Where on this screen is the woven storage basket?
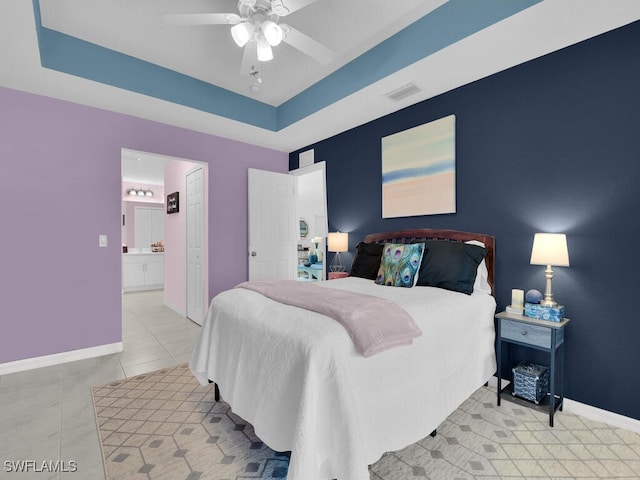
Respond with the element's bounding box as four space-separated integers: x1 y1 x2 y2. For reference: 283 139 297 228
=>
512 362 549 404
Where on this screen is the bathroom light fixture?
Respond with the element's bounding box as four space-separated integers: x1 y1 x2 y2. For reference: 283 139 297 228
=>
126 188 154 198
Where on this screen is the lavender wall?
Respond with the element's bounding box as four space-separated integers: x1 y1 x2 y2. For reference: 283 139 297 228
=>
0 86 287 364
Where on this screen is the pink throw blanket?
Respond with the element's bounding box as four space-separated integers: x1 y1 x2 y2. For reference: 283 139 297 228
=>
236 280 422 357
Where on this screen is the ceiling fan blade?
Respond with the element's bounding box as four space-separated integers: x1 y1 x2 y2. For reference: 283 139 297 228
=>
280 24 334 64
161 13 241 26
240 40 259 75
271 0 317 16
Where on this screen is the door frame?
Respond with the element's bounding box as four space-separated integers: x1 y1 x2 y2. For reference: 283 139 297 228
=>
289 161 328 281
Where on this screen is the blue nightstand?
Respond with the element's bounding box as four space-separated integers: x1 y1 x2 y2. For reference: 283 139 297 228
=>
496 311 570 427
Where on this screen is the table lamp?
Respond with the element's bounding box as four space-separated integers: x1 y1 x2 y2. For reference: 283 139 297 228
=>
530 233 570 307
328 232 348 272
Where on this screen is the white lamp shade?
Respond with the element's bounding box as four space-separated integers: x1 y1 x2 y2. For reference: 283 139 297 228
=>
312 236 323 244
328 232 348 252
262 21 283 46
257 37 273 61
530 233 570 266
231 22 254 47
137 190 145 197
128 189 137 196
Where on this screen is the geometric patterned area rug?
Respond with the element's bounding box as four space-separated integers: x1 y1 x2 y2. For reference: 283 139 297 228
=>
93 364 640 480
91 364 289 480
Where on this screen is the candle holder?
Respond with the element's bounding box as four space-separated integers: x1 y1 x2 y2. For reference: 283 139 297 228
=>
506 288 524 315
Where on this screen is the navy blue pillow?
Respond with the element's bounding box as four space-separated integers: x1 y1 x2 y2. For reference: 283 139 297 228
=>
350 242 384 280
416 240 488 294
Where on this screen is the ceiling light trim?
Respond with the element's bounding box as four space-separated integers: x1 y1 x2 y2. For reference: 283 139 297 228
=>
276 0 542 129
32 0 541 133
32 0 276 130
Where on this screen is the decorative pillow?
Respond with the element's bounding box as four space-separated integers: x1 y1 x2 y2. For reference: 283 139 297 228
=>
416 240 488 295
375 243 425 287
350 242 385 280
465 240 492 294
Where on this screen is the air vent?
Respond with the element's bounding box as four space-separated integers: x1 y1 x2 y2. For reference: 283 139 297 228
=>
385 83 421 102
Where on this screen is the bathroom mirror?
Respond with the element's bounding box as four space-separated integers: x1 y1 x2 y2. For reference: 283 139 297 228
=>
299 218 309 238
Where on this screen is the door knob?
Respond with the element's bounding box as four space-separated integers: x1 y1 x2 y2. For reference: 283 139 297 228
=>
251 251 257 257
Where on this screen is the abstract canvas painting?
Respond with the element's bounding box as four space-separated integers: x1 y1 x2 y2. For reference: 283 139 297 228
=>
382 115 456 218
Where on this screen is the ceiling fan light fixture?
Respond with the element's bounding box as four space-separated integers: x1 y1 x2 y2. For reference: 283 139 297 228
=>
271 0 289 16
257 37 273 61
262 21 283 46
231 22 254 47
239 0 257 6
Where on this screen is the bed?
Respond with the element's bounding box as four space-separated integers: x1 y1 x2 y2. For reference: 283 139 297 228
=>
190 229 497 480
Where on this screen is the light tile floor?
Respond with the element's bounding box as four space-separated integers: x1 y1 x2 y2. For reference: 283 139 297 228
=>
0 290 200 480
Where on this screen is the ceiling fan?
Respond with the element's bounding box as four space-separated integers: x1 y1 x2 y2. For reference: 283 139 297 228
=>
163 0 334 74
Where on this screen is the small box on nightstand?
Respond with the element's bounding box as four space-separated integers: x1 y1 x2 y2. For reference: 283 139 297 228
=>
328 272 348 280
524 303 565 322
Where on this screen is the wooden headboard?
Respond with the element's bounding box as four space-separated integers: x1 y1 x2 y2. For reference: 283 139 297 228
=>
363 228 495 294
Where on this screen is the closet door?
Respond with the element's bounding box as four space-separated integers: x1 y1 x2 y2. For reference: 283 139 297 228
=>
150 208 164 244
186 167 205 325
135 207 164 248
134 208 152 248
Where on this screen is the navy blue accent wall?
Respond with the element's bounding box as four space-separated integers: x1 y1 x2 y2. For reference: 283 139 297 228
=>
290 21 640 420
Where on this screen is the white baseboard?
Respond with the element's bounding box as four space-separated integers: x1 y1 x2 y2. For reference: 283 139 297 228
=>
563 398 640 434
490 376 640 434
0 342 123 376
164 300 186 317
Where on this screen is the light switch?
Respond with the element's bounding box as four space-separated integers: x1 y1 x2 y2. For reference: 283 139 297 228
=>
99 234 108 247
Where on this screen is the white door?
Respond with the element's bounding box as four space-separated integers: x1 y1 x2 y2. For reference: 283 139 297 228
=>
134 207 163 248
248 168 297 280
186 167 205 325
150 209 164 243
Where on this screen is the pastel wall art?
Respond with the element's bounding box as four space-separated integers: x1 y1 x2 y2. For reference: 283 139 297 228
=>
381 115 456 218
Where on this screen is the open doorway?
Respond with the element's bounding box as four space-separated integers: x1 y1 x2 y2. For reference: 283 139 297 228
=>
121 149 208 323
247 162 328 282
290 162 328 281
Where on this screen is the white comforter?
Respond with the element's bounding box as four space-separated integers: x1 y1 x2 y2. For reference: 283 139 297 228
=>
190 277 496 480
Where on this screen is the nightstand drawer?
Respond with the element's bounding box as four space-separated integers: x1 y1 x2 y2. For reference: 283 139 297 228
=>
501 319 551 348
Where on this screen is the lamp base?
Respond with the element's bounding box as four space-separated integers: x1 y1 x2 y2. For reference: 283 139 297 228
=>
540 299 558 308
329 252 345 272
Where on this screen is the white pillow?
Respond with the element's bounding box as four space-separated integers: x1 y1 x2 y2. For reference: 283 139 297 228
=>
465 240 492 294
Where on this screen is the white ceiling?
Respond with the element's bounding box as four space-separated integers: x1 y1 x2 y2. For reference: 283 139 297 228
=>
38 0 443 106
2 1 640 154
121 149 170 185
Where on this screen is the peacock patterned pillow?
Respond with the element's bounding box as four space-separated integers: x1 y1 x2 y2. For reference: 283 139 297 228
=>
375 242 425 287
